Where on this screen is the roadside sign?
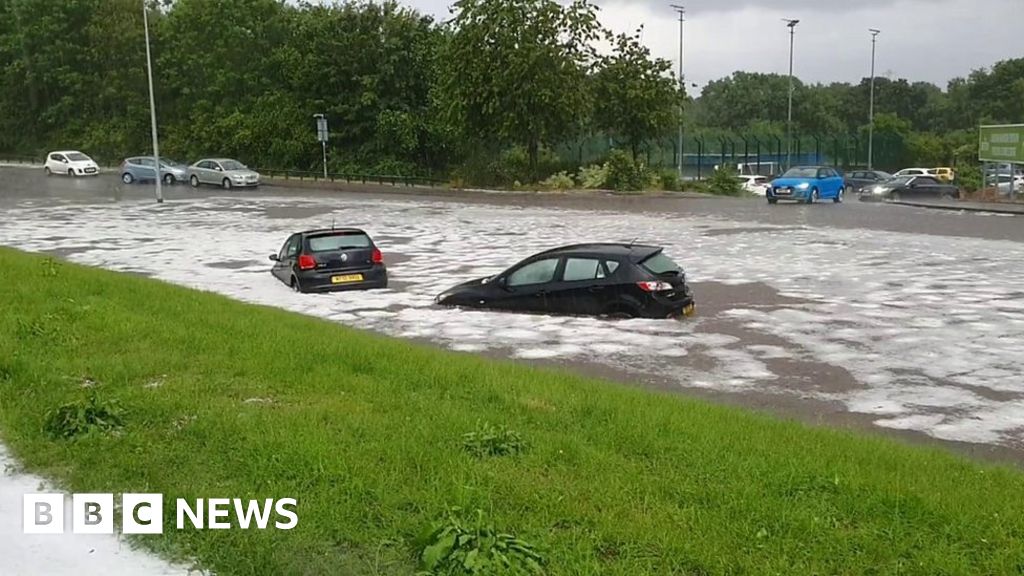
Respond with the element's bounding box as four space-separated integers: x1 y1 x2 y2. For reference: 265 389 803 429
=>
979 124 1024 163
315 115 329 143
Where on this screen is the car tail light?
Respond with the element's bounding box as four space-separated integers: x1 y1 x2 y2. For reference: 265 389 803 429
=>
637 281 673 292
372 248 383 264
298 254 316 270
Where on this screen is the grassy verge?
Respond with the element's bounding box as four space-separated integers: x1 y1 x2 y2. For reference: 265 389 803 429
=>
1 247 1023 575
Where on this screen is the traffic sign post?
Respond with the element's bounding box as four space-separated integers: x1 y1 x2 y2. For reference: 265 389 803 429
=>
979 124 1024 200
314 114 329 180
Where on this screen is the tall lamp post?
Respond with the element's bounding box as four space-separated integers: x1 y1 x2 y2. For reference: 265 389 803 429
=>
670 4 685 179
867 29 880 169
783 18 799 170
142 0 163 203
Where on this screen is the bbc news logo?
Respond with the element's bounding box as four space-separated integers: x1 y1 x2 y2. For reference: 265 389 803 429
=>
23 493 298 534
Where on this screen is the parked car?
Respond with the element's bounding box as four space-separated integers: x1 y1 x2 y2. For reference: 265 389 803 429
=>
892 167 934 178
766 166 846 204
985 174 1024 194
187 158 260 189
858 175 960 201
436 243 695 319
737 174 771 195
120 156 188 185
44 150 99 177
845 169 893 192
270 228 387 293
931 167 956 182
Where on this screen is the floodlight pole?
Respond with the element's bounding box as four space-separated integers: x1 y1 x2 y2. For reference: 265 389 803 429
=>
784 19 799 170
143 0 163 203
671 4 685 179
867 29 880 169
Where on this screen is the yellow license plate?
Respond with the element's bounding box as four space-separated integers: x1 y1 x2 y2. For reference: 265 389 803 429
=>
682 304 696 317
331 274 363 284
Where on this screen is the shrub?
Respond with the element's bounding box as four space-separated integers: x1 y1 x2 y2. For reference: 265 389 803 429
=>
539 171 575 191
604 150 645 192
578 164 607 189
706 165 744 196
418 507 545 575
659 170 680 192
955 165 982 192
44 392 125 440
462 423 526 458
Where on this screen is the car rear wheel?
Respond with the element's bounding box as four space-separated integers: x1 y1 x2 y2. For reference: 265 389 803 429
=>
603 304 636 320
189 175 200 188
834 187 844 203
290 276 303 293
122 172 134 184
163 173 175 185
222 178 232 189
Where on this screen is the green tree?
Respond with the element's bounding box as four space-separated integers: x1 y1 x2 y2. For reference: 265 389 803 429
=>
593 29 678 161
441 0 602 176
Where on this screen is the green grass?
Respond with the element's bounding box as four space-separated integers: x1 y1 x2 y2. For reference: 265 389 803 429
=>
2 247 1024 575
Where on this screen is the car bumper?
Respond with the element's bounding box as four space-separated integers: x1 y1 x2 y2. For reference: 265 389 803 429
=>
640 289 695 319
767 187 812 201
295 266 388 292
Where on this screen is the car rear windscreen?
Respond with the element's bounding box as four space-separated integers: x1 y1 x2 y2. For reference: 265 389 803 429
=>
640 252 681 275
308 233 371 252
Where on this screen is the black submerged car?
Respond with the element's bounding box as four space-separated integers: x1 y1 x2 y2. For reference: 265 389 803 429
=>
436 243 695 319
857 175 960 202
270 228 387 293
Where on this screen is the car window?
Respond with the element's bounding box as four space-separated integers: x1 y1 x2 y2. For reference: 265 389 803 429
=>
851 171 865 179
285 236 301 258
604 260 620 275
221 160 244 171
50 154 63 162
66 152 90 162
307 232 371 252
140 158 155 167
640 252 681 275
562 258 601 282
817 169 829 179
754 177 767 184
916 177 939 185
507 258 558 287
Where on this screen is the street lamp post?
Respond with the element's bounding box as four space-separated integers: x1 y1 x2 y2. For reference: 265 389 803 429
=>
867 29 880 170
670 5 685 179
142 0 163 203
783 19 799 170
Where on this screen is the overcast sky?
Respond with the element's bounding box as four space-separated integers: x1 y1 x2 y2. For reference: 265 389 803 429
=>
401 0 1022 93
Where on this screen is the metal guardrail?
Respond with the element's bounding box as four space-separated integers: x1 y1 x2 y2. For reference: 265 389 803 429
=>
255 167 445 188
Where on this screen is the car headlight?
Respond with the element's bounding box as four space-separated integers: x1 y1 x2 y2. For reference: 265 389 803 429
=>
797 182 810 189
872 186 886 194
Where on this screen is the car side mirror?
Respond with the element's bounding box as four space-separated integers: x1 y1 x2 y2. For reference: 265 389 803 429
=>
62 159 69 163
269 254 279 261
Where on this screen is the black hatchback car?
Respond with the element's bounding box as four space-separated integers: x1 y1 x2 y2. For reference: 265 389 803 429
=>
435 243 695 319
270 228 387 293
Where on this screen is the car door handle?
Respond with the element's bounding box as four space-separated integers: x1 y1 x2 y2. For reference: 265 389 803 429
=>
587 286 606 293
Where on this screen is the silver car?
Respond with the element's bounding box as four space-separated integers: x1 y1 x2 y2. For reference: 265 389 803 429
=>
187 158 260 189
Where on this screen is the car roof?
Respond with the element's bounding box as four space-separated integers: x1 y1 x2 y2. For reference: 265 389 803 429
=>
51 150 83 155
534 243 662 262
300 228 369 237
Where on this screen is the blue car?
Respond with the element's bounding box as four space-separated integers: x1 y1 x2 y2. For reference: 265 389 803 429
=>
766 166 846 204
119 156 189 185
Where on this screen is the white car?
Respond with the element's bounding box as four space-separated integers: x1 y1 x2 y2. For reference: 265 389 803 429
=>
737 174 771 195
45 150 99 177
892 167 934 178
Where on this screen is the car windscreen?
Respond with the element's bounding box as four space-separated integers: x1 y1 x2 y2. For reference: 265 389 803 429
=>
889 176 914 186
639 252 681 276
781 167 817 178
66 153 90 162
307 233 371 252
221 160 245 171
875 171 894 180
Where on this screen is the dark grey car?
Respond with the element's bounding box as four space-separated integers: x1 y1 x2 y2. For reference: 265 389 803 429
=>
858 175 960 202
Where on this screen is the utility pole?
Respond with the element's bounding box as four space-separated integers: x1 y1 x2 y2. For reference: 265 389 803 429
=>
142 0 163 203
671 5 685 179
783 18 799 170
867 29 880 169
314 114 328 179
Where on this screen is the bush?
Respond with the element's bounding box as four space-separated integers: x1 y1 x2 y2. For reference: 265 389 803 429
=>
956 165 982 192
604 150 646 191
658 170 680 192
418 507 545 575
539 171 575 191
706 165 744 196
578 164 607 189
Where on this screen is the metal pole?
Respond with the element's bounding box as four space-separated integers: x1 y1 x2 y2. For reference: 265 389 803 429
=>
321 141 327 180
142 1 163 203
784 19 798 170
671 5 685 179
868 29 880 169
